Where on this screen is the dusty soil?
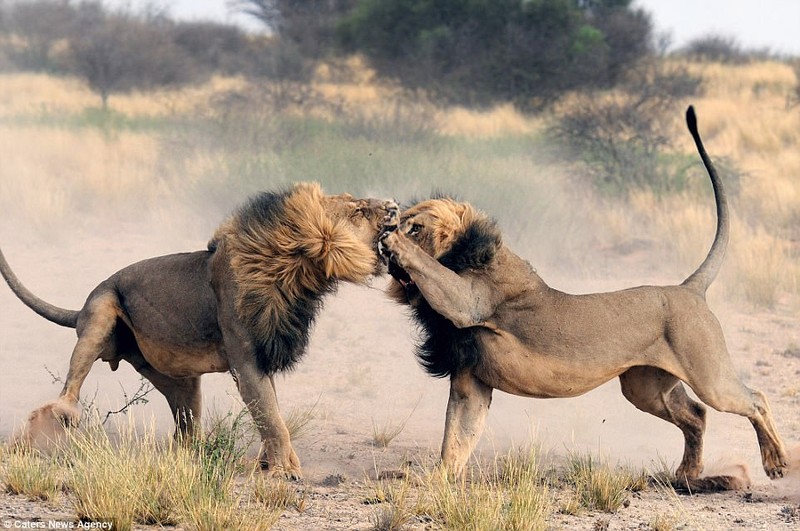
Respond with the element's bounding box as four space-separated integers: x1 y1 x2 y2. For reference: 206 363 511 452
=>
0 213 798 530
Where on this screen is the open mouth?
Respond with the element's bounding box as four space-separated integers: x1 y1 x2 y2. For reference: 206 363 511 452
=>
388 261 415 288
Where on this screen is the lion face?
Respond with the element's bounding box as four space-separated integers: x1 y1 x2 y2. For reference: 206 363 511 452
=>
322 193 398 274
387 198 501 303
392 198 475 258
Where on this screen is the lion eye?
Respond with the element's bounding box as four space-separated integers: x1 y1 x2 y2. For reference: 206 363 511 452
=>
407 223 422 237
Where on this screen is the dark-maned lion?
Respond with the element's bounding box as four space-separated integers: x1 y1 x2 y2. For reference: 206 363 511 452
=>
2 182 397 478
380 107 788 491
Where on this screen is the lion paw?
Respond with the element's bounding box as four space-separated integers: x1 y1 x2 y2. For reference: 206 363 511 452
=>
382 202 400 232
762 447 789 480
261 463 304 481
378 207 400 263
766 464 786 480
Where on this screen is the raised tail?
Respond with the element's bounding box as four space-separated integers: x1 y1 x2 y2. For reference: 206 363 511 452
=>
681 105 730 294
0 247 79 328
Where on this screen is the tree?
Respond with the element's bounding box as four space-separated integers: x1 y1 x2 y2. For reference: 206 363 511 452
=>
337 0 653 109
3 0 79 71
68 9 195 108
171 21 253 75
680 34 747 64
233 0 357 59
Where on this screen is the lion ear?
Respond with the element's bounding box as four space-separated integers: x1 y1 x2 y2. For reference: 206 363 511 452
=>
438 214 501 273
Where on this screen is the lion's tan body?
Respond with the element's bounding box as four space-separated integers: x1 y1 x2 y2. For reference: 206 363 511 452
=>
2 182 396 478
382 108 788 491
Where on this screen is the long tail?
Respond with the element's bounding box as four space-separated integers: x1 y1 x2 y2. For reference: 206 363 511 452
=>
0 247 79 328
681 105 730 294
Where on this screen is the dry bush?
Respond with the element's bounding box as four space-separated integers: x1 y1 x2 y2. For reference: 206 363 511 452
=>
551 59 701 196
679 34 748 64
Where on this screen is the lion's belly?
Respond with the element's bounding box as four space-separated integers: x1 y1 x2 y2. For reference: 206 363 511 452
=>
474 330 628 399
136 335 229 378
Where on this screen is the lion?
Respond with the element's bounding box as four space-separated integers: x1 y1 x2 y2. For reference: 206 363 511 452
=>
379 107 789 491
1 182 398 478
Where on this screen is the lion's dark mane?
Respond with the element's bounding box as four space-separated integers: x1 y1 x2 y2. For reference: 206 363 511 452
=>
410 216 501 378
241 276 332 375
228 189 338 375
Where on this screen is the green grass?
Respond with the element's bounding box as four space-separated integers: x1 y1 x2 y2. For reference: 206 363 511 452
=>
0 106 176 133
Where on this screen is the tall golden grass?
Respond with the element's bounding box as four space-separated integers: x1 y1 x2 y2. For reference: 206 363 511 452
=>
0 422 682 531
2 414 282 531
0 72 247 118
0 58 796 308
562 60 799 307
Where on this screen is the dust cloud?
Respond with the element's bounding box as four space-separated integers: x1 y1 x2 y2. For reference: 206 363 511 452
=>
0 167 797 491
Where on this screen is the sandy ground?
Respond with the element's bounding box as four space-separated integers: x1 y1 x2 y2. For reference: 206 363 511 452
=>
0 208 798 529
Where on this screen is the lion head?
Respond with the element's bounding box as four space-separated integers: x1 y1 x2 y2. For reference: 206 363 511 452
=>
212 182 397 373
387 197 502 305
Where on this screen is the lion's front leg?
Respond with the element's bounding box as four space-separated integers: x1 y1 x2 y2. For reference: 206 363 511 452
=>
382 230 494 329
234 368 302 479
440 371 493 478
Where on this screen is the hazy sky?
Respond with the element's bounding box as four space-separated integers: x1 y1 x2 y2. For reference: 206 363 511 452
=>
116 0 800 56
634 0 800 55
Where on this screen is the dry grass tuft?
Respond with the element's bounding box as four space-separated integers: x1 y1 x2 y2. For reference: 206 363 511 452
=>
372 419 408 449
60 411 273 531
66 419 177 530
560 452 644 514
285 397 320 441
367 476 414 531
252 472 306 513
371 397 421 449
1 445 62 501
412 447 552 531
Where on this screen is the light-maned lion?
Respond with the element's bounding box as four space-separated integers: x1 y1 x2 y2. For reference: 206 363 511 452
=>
2 182 397 478
380 107 788 491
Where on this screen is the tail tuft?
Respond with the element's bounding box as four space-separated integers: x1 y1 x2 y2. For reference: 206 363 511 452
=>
686 105 697 135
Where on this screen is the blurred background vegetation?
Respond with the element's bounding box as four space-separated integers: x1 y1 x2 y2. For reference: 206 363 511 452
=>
0 0 797 308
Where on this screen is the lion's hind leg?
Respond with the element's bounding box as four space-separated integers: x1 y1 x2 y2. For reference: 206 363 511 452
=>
689 373 788 483
16 291 120 452
668 307 788 482
126 354 202 438
619 366 748 492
